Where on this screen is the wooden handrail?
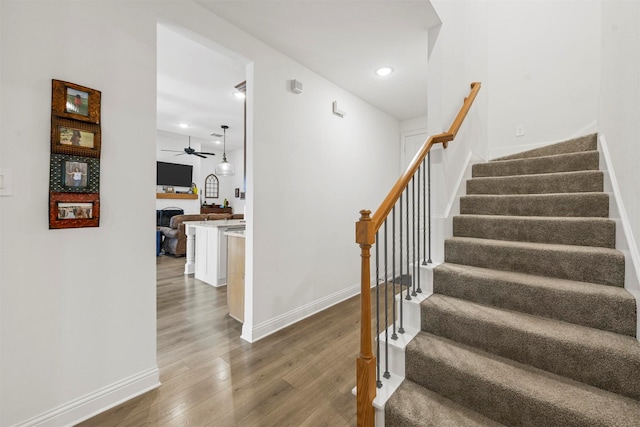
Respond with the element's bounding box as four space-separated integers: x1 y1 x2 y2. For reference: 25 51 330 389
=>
371 82 481 232
355 82 481 427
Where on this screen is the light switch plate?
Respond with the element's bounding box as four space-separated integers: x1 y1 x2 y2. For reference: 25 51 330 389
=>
0 168 13 196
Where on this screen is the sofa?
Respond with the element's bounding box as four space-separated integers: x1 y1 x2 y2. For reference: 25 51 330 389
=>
158 213 244 256
156 207 184 227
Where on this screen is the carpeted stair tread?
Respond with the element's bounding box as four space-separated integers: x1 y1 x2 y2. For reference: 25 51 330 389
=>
433 263 637 336
421 294 640 399
493 133 597 161
385 380 506 427
460 192 609 217
406 332 640 427
466 170 603 195
385 134 639 426
453 215 616 248
445 237 625 287
472 150 599 177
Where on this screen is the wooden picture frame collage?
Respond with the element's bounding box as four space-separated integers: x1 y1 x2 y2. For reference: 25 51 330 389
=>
49 79 102 229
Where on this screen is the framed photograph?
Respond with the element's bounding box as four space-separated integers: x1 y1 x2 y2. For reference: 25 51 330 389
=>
50 154 100 193
51 117 101 158
51 79 101 124
49 192 100 229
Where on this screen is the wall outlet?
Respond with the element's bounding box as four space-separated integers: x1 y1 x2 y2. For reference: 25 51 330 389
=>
516 125 525 137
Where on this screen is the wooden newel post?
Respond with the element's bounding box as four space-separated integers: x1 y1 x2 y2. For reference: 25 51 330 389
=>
355 209 376 427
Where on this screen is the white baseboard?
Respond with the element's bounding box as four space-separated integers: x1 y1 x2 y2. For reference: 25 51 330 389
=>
598 134 640 340
13 367 160 427
241 283 360 343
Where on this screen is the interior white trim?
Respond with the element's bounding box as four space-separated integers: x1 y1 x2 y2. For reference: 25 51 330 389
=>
442 150 485 220
598 134 640 340
12 367 160 427
488 141 548 161
242 282 360 343
487 122 598 160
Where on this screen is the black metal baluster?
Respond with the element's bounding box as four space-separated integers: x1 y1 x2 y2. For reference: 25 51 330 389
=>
422 158 427 266
412 176 417 296
405 186 411 301
416 166 422 294
375 231 382 388
383 220 390 379
398 195 405 334
391 207 398 340
427 152 432 264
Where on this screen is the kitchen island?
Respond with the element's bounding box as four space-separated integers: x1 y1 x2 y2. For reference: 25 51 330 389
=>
183 219 245 286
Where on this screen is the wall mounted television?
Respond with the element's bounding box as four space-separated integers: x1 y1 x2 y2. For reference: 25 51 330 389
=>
157 161 193 187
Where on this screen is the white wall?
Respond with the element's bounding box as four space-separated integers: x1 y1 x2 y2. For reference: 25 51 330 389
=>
485 1 601 159
426 0 603 197
414 0 490 262
599 0 640 253
220 148 246 215
0 2 159 426
156 2 401 342
0 1 400 424
422 1 606 262
429 1 601 162
248 56 399 340
599 1 640 326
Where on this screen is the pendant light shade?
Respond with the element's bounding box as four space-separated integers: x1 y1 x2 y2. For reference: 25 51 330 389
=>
215 125 235 176
215 159 235 176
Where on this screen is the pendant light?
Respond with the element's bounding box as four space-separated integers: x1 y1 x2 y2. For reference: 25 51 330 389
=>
215 125 235 176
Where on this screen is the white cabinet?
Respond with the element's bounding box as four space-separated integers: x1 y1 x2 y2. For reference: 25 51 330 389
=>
194 226 225 286
191 221 245 287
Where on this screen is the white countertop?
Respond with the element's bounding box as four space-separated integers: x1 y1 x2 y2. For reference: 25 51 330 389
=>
184 219 245 229
225 229 246 238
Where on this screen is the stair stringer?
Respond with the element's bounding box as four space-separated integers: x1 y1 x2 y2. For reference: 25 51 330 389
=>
353 263 438 427
431 150 485 264
599 134 640 341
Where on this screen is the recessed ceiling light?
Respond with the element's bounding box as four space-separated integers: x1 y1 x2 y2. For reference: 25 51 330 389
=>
234 91 246 99
375 67 394 77
215 140 222 145
177 123 189 129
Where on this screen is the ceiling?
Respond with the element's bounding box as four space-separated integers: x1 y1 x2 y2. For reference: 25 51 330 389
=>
157 25 246 152
157 1 440 151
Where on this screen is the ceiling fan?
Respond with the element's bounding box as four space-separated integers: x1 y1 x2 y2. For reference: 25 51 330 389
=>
162 136 216 159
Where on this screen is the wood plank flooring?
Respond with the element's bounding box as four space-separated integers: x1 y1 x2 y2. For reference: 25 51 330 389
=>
76 255 360 426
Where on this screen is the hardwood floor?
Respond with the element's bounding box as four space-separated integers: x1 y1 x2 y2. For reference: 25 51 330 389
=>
77 255 359 426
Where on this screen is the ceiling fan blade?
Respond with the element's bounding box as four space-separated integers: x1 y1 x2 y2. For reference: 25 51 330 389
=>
195 152 216 155
193 153 207 159
174 153 186 156
161 149 183 153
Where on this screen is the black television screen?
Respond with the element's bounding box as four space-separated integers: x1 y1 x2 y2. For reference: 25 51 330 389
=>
157 161 193 187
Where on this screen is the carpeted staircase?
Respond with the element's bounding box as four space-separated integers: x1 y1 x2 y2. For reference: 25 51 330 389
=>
385 134 640 426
